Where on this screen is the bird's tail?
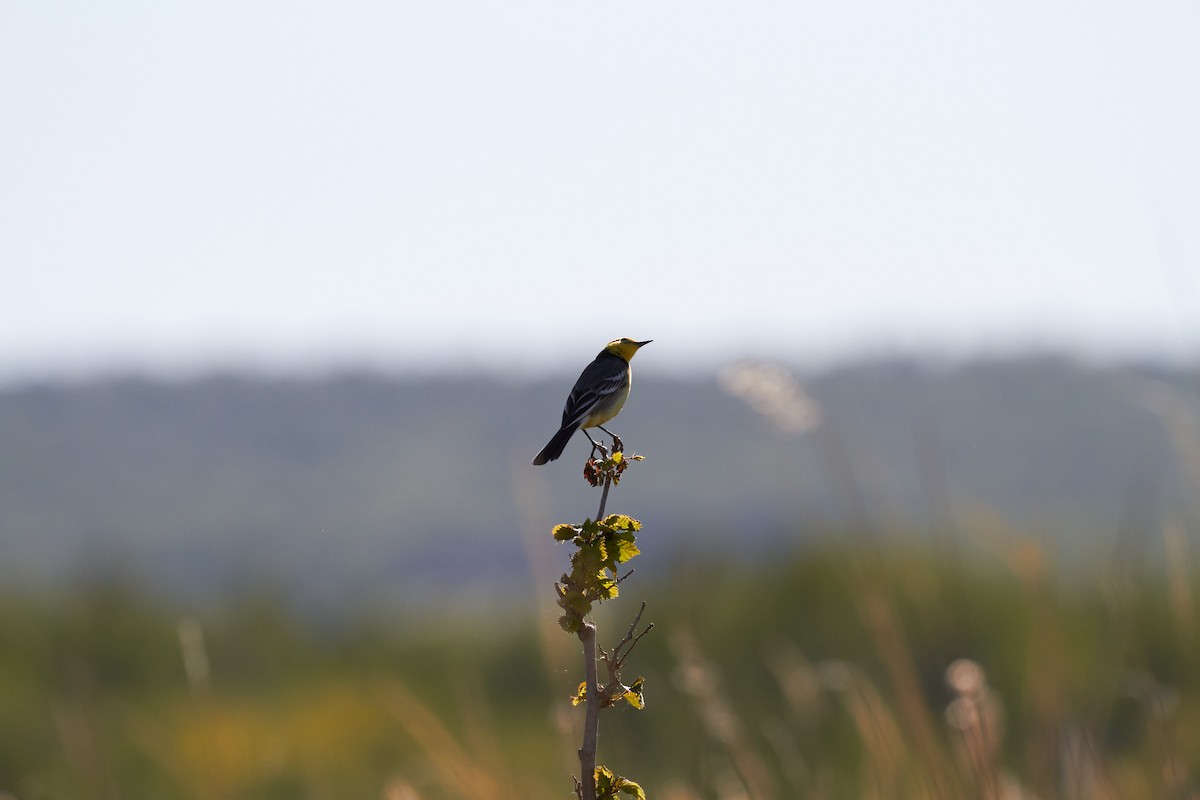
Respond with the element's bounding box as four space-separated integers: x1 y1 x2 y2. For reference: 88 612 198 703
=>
531 425 578 465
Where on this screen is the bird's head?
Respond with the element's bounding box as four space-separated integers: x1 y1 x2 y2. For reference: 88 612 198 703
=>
604 338 652 361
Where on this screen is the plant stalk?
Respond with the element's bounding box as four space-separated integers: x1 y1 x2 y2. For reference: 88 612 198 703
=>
577 620 600 800
576 472 615 800
597 474 612 520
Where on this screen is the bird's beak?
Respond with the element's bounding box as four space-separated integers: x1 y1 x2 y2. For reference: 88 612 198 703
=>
636 340 653 347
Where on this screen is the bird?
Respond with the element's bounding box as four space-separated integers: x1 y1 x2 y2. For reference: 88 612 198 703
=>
532 338 652 465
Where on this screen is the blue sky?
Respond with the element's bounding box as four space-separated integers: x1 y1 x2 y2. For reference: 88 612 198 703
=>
2 1 1198 380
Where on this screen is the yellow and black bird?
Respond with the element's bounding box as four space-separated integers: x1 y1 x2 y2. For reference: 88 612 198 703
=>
532 338 652 465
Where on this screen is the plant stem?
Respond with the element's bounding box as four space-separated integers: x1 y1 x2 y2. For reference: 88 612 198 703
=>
577 471 614 800
578 620 599 800
597 474 612 519
573 466 627 798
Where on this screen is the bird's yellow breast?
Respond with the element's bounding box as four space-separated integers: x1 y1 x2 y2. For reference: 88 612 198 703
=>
581 378 631 428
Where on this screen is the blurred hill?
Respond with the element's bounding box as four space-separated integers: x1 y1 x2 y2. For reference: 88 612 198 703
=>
1 356 1196 611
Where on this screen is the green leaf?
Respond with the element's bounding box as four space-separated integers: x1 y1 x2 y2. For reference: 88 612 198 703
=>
602 514 641 532
611 531 640 564
593 766 616 794
553 523 578 542
596 575 618 600
574 542 604 579
566 592 592 616
623 677 646 710
593 767 645 800
617 778 646 799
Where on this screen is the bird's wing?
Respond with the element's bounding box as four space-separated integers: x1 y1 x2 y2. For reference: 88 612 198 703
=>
561 355 626 429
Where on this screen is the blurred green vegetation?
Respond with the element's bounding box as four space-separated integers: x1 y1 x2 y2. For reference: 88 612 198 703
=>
2 527 1198 800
